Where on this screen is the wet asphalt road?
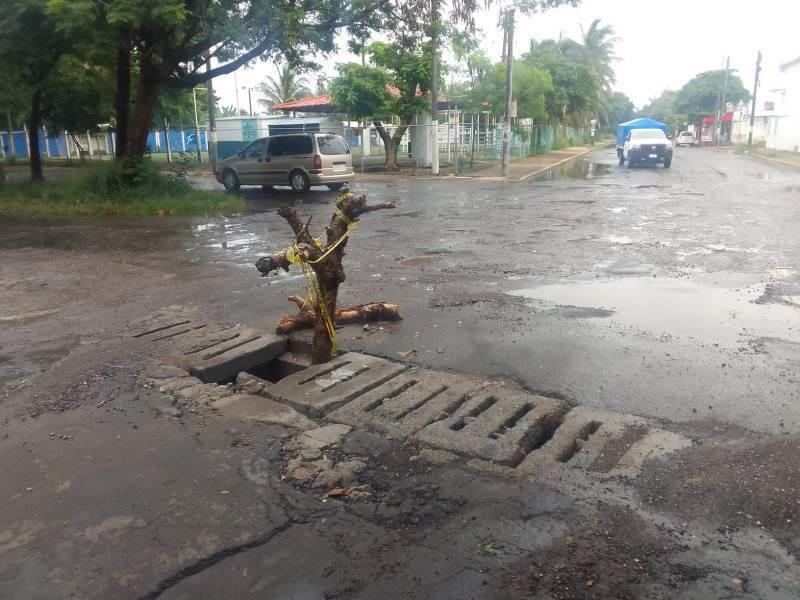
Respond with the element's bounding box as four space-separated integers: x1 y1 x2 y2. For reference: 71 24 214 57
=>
3 146 800 600
2 146 799 434
204 145 800 434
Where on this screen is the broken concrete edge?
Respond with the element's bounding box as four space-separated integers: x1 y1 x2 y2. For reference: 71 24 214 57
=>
188 334 288 383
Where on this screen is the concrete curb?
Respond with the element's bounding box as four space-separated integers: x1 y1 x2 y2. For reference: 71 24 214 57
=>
741 152 800 171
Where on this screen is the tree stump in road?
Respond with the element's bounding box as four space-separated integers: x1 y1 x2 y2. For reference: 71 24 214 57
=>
256 191 399 364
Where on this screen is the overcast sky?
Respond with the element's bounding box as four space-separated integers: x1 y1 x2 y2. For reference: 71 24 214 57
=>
214 0 799 112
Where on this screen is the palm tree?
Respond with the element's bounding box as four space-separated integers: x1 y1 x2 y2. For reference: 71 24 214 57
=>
580 19 618 92
218 105 238 117
257 64 311 112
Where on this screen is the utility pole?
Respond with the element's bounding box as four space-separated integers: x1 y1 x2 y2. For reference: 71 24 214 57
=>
164 117 172 164
715 57 730 146
246 88 253 116
234 71 241 115
205 52 217 171
192 87 202 163
430 0 440 175
719 56 730 145
501 8 515 177
501 23 508 64
747 50 762 148
6 108 16 158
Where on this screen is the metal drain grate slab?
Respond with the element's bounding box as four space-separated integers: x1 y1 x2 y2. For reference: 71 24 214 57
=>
414 390 567 466
327 368 477 437
263 352 408 417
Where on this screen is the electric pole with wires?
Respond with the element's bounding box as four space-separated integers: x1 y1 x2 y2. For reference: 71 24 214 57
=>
747 51 762 148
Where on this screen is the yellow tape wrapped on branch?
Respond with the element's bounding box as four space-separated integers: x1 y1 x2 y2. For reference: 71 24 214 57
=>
284 194 359 358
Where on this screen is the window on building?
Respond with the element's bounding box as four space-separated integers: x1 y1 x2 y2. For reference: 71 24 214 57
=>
764 101 775 111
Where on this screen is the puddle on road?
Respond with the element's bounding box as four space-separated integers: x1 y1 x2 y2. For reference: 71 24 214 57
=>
509 278 800 345
400 256 442 267
532 159 611 181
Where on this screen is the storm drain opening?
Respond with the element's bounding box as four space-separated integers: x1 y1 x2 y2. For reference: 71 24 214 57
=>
489 402 535 439
514 413 566 464
449 396 498 431
557 420 602 463
241 341 316 384
392 385 449 421
363 379 420 413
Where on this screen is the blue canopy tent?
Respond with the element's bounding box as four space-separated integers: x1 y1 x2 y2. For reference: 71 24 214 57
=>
616 118 668 148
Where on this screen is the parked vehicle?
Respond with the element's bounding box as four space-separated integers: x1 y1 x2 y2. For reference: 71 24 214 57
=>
216 133 354 193
676 131 696 147
619 128 673 168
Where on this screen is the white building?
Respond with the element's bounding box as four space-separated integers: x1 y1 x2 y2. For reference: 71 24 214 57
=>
730 56 800 152
765 56 800 152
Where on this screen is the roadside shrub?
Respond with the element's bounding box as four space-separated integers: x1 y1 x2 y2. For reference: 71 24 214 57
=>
76 158 192 198
0 157 243 216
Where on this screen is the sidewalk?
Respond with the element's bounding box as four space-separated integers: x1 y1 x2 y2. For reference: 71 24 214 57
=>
736 146 800 170
468 144 598 181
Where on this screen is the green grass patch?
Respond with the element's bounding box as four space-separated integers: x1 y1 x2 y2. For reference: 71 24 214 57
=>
3 156 86 168
0 159 243 217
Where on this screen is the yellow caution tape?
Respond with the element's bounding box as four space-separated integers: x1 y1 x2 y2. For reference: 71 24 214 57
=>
284 193 359 358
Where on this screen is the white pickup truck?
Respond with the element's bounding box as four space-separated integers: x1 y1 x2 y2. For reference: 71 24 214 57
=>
619 128 673 168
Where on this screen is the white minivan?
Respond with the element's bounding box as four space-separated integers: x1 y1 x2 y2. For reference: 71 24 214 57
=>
216 133 354 192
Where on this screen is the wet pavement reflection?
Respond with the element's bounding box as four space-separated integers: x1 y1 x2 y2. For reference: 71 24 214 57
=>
509 277 800 345
532 158 611 181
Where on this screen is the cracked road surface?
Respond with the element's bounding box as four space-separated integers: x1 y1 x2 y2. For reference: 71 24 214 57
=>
2 146 800 598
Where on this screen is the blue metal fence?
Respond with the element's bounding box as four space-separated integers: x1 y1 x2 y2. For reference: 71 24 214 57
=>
1 129 208 158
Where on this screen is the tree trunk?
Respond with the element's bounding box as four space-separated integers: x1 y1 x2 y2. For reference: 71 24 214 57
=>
258 194 397 363
312 277 340 363
126 63 161 157
28 89 44 182
277 299 402 334
114 37 131 159
373 120 395 172
374 120 409 173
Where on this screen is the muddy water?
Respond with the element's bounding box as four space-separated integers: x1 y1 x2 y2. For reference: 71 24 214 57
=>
509 277 800 345
0 213 288 273
532 158 611 181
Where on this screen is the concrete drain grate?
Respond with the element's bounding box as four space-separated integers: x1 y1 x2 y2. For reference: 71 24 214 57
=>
514 406 690 480
133 314 689 481
263 352 408 417
327 368 478 437
414 390 568 466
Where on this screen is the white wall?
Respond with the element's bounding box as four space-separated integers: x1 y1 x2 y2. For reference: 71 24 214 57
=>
767 60 800 152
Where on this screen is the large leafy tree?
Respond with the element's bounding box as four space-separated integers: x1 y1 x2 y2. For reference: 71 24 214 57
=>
48 0 393 158
331 38 432 172
606 91 635 127
638 90 686 130
258 64 311 112
524 40 596 124
41 55 115 133
479 61 551 121
674 69 749 124
0 0 71 181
